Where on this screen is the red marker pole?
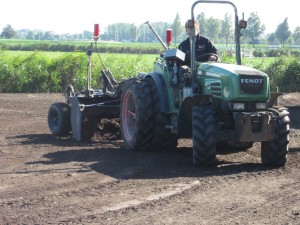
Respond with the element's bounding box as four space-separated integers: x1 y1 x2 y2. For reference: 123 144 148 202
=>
166 29 172 49
94 24 100 41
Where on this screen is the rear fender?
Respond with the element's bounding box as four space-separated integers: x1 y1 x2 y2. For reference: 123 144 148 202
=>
141 72 171 113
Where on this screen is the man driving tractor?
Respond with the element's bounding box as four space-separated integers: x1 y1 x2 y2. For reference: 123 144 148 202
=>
178 20 218 66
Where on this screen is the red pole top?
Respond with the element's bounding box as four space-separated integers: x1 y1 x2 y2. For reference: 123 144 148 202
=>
166 29 172 46
94 24 100 38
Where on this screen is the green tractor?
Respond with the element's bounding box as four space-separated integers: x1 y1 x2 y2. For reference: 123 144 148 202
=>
119 0 290 167
48 0 290 168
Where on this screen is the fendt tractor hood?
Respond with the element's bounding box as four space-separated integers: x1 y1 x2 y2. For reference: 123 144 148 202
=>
198 62 267 77
197 62 270 101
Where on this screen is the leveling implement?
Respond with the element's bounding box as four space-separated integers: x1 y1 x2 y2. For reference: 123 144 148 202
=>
48 0 289 167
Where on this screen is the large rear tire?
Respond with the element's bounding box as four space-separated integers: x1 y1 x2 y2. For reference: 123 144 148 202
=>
120 78 154 151
48 102 71 136
192 103 217 167
147 77 178 151
261 107 290 167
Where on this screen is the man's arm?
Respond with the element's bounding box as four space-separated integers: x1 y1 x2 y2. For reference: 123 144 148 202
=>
206 38 218 61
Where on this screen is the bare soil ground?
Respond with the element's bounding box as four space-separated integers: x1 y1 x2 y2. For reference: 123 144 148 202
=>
0 93 299 225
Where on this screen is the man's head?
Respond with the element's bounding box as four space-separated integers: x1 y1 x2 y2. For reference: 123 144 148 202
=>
185 20 200 35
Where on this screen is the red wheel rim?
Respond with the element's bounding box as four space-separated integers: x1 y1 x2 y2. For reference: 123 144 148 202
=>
122 90 136 142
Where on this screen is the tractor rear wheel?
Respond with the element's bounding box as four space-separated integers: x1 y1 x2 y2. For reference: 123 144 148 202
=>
261 107 290 167
147 77 178 151
192 103 217 167
48 102 71 136
120 78 154 151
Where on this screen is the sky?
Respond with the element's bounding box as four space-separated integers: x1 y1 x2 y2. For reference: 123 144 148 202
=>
1 0 298 35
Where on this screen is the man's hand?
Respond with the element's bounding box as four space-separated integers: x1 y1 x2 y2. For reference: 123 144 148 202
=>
208 55 218 61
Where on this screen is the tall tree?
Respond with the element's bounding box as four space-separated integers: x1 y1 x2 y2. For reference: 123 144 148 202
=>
153 22 171 44
136 23 152 43
205 17 220 41
221 13 233 46
275 18 291 47
1 24 16 39
129 24 138 43
83 30 92 40
34 32 44 40
26 31 35 40
43 31 55 40
101 23 138 42
267 33 277 44
292 27 300 44
196 12 207 35
171 12 184 45
243 12 265 46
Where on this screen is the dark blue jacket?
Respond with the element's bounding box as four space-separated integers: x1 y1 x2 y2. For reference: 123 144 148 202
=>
178 34 218 65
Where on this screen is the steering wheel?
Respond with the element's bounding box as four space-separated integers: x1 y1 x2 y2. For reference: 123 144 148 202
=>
196 53 219 62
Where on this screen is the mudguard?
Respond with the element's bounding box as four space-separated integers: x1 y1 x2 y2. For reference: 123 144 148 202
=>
139 72 171 113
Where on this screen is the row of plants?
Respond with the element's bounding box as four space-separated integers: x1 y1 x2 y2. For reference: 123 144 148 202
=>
0 50 299 93
0 40 164 54
253 48 300 57
0 51 156 93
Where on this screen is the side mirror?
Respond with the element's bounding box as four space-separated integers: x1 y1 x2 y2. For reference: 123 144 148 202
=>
239 19 247 29
239 13 247 29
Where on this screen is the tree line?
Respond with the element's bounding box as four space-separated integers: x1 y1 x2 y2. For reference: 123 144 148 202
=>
1 12 299 46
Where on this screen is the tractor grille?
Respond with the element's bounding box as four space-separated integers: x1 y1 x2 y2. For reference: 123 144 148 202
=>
210 82 222 97
239 74 264 94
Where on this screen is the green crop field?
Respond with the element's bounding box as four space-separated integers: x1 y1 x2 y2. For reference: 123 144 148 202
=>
0 47 299 93
2 49 276 67
0 50 157 93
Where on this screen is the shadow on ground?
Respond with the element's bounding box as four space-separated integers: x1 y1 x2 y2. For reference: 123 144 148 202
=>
25 141 274 180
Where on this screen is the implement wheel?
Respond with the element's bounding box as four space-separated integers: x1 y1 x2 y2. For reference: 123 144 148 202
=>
48 102 71 136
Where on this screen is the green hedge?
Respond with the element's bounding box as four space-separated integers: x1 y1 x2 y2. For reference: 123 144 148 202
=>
0 40 163 54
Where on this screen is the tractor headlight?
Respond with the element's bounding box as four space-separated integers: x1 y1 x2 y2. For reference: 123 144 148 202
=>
233 103 245 110
256 102 267 110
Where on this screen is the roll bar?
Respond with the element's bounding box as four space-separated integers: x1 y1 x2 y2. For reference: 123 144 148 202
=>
190 0 245 92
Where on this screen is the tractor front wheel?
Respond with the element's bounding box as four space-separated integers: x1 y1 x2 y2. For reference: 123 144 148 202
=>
192 103 217 167
261 107 290 167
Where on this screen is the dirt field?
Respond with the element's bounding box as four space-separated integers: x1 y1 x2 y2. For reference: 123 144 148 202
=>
0 93 299 225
